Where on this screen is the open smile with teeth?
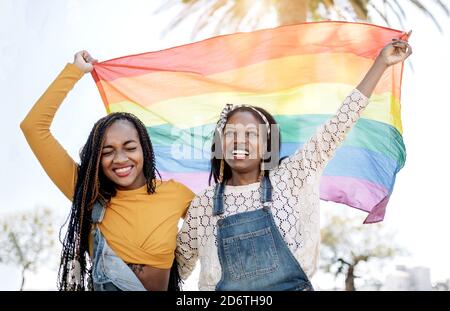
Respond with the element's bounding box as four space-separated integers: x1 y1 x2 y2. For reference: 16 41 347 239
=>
113 165 133 177
232 149 249 159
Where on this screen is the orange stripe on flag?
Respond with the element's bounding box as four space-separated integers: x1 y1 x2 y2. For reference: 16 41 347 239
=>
97 53 402 107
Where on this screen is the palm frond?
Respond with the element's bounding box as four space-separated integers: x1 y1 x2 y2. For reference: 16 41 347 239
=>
409 0 443 32
349 0 370 20
157 0 450 39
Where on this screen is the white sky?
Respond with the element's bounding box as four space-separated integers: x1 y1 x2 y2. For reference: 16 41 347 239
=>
1 0 449 290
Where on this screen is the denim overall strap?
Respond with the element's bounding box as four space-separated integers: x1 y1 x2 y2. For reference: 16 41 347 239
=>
212 182 226 216
92 201 106 224
261 175 272 206
90 201 146 291
215 176 313 291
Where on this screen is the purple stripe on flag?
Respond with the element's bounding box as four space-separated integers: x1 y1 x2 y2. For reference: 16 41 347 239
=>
320 175 389 223
160 171 211 194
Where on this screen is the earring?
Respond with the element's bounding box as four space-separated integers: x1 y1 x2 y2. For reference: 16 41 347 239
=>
219 159 225 183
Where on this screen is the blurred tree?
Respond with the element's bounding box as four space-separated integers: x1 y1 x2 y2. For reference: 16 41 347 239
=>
0 208 56 290
320 214 405 291
433 280 450 291
157 0 449 38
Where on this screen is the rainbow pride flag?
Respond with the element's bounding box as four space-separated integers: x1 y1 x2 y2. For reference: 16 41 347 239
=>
92 21 406 223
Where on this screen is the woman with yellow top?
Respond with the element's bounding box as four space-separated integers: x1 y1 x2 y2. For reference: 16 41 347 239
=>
20 51 194 291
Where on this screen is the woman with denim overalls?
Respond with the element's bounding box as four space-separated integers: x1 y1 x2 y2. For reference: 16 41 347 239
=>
21 51 194 291
176 35 412 290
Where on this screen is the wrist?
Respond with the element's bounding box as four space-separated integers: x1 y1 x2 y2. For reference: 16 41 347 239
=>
374 56 389 70
67 63 85 77
72 62 86 74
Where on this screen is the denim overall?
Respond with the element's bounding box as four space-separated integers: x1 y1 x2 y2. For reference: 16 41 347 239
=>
91 201 146 291
213 176 313 291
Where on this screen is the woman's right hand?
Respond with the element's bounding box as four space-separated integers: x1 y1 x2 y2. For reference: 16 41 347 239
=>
73 50 98 73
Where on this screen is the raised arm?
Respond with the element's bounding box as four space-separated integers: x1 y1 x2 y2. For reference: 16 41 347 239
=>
278 34 412 176
357 33 412 98
20 51 98 200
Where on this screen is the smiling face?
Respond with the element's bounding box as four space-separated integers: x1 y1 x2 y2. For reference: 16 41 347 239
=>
100 120 146 190
222 110 266 177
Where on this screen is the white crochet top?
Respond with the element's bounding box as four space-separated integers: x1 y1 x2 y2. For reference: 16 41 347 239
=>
176 89 369 290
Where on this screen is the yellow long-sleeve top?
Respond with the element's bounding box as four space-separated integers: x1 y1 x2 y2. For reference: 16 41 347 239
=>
20 64 194 269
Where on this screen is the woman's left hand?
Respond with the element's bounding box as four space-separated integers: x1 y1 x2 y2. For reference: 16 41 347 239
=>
378 31 413 67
